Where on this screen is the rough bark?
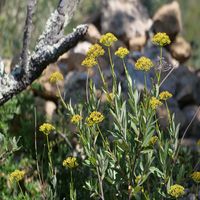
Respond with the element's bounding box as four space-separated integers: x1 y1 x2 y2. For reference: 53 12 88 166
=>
0 0 88 106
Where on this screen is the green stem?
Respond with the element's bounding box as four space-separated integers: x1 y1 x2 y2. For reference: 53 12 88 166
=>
46 135 54 178
17 182 26 199
108 47 117 92
86 69 89 103
56 84 68 110
157 47 163 85
70 170 76 200
97 60 107 91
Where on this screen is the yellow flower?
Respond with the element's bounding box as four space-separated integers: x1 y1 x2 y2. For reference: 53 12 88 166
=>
191 171 200 183
99 32 118 47
159 91 172 101
71 114 82 124
115 47 129 59
168 184 185 198
197 139 200 146
49 72 64 84
106 92 115 102
81 56 97 68
135 56 154 71
86 44 105 58
39 123 55 135
150 97 162 109
86 111 104 126
149 136 158 145
63 157 78 169
9 170 25 183
152 32 171 46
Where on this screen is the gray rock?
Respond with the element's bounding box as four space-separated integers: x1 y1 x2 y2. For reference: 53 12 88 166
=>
101 0 152 41
169 36 192 64
152 1 182 41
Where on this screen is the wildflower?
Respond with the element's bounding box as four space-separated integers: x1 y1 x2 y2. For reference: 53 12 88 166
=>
159 91 172 101
115 47 129 59
71 114 82 124
149 136 158 145
39 123 55 135
86 111 104 126
99 32 118 47
168 184 185 198
81 56 97 68
86 44 105 58
152 32 171 46
135 56 154 71
49 72 64 84
63 157 78 169
9 170 25 183
106 92 115 102
191 171 200 183
150 97 162 109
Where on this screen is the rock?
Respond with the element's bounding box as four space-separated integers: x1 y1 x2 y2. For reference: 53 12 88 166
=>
85 24 101 43
64 71 88 104
101 0 152 41
157 98 186 131
173 66 198 106
169 36 192 63
57 41 92 73
45 101 56 119
129 35 147 51
194 77 200 105
182 105 200 138
152 1 182 41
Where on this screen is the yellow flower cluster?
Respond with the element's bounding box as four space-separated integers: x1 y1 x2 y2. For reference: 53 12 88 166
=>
191 171 200 183
63 157 78 169
150 97 162 109
99 32 118 47
49 72 64 84
39 123 55 135
135 56 154 71
152 32 171 46
86 111 104 126
86 44 105 58
115 47 129 59
71 114 82 124
159 91 172 101
149 136 158 145
168 184 185 198
82 44 105 68
9 170 25 183
81 56 97 68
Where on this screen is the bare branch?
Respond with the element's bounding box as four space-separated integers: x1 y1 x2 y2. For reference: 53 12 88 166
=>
0 0 88 106
21 0 37 70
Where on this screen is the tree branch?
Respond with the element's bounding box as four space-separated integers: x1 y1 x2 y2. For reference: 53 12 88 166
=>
0 0 88 106
21 0 37 70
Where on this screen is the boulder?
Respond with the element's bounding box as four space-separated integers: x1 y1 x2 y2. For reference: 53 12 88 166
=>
182 105 200 138
100 0 152 41
173 66 198 106
152 1 182 41
169 36 192 63
85 24 101 44
129 35 147 51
